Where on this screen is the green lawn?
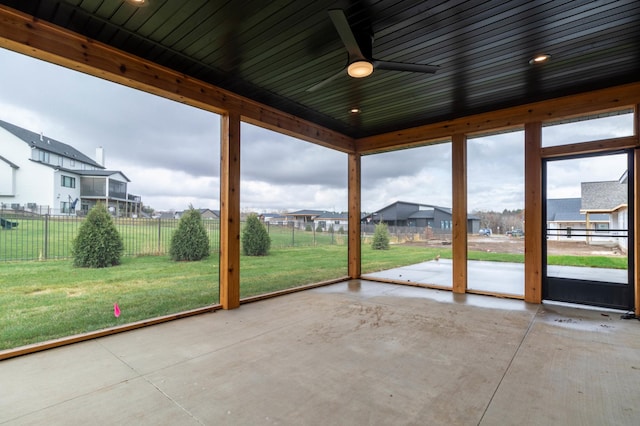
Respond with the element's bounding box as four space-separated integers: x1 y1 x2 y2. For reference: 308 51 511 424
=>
0 244 627 350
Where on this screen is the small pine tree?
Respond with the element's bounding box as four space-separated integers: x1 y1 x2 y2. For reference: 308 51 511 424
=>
338 226 345 234
72 203 124 268
371 223 390 250
316 224 323 232
169 207 210 261
242 213 271 256
305 224 312 232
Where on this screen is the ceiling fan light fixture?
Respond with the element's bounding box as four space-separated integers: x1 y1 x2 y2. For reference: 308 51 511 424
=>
348 60 374 78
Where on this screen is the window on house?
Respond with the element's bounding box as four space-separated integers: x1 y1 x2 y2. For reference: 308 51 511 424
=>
108 179 127 199
61 175 76 188
58 156 64 166
596 223 609 232
38 151 50 163
60 201 70 213
70 159 75 167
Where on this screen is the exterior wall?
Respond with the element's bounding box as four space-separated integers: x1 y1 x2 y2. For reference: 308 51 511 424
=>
53 170 82 214
547 221 588 241
612 208 628 252
0 161 15 196
315 218 348 231
433 209 452 231
0 127 56 207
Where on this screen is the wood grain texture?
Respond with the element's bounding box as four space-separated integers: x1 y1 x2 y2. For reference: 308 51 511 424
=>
220 113 241 309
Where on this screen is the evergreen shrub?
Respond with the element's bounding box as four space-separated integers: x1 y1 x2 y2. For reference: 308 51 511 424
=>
72 203 124 268
242 213 271 256
169 207 210 261
371 223 390 250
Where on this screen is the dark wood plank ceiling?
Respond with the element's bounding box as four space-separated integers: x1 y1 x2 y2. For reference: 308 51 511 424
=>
2 0 639 139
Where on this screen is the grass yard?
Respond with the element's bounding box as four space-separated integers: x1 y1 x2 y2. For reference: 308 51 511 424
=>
0 243 627 350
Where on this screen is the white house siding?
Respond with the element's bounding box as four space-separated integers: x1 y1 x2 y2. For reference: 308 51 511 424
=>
16 162 55 208
612 208 628 252
547 221 588 242
54 170 82 214
0 161 15 196
1 127 52 207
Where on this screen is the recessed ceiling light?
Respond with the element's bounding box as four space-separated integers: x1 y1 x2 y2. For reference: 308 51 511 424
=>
125 0 148 6
350 108 361 114
529 54 551 65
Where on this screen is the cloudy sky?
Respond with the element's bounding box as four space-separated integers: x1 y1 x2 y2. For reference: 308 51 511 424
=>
0 47 633 213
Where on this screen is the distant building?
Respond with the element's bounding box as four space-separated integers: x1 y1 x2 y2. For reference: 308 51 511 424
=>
283 210 325 229
362 201 480 234
0 119 141 216
547 172 628 251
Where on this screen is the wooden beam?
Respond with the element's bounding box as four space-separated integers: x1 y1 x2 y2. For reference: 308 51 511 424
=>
0 304 220 361
635 106 640 316
220 113 241 310
348 153 361 278
541 136 639 159
0 5 354 153
524 122 543 304
357 85 640 154
451 134 467 294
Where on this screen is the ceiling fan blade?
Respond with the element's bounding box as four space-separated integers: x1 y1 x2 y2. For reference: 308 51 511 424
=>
306 67 346 92
374 60 439 74
328 9 365 61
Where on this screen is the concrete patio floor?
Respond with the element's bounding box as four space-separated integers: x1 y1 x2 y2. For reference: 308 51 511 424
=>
1 280 639 425
362 259 629 297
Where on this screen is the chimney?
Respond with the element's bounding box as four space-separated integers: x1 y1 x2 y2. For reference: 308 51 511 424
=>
96 146 105 166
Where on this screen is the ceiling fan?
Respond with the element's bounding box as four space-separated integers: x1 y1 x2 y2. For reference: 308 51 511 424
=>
307 9 439 92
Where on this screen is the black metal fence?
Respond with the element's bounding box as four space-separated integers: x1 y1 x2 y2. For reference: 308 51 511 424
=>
0 212 220 262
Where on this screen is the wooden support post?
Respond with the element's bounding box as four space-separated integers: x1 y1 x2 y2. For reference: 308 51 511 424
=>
634 105 640 316
220 113 241 310
524 122 543 303
348 152 361 278
452 134 467 294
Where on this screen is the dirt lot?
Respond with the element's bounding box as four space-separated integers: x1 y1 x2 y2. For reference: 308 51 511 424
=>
410 235 625 257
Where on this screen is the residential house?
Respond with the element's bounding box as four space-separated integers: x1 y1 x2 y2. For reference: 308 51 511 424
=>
313 211 349 232
363 201 481 234
260 213 287 225
283 209 325 229
547 172 628 251
0 119 141 216
174 208 220 220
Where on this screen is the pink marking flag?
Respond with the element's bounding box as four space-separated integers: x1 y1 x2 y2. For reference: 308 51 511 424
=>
114 302 121 318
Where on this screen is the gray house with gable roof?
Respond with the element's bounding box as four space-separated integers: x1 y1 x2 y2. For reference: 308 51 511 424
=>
547 172 628 251
362 201 481 234
0 119 141 216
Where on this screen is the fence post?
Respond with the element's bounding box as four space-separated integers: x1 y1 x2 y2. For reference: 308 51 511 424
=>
157 217 162 254
291 223 295 247
43 214 49 260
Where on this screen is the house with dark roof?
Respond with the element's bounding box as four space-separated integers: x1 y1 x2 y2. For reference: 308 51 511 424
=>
313 211 349 231
0 119 141 216
547 172 628 250
363 201 480 234
283 209 325 228
260 213 287 225
174 208 220 220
